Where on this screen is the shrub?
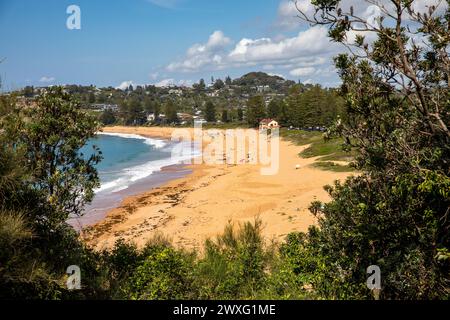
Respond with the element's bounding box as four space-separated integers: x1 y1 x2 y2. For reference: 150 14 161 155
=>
123 245 195 300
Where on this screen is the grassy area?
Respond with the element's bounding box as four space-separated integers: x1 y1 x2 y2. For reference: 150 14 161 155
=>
201 122 251 130
300 138 355 162
280 129 321 146
312 161 355 172
280 128 356 171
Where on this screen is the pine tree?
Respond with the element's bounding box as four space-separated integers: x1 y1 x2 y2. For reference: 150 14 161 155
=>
221 109 228 123
205 101 216 122
246 96 266 127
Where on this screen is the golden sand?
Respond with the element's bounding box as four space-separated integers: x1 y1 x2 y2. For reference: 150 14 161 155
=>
83 126 352 251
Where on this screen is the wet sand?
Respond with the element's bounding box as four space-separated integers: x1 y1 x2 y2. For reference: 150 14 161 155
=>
83 126 353 251
69 164 192 230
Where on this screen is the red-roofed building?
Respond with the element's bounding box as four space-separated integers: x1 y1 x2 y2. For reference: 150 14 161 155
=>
259 118 280 131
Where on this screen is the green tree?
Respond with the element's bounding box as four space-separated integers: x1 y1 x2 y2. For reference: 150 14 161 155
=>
246 96 266 127
205 101 216 123
153 102 161 123
88 92 96 104
22 86 34 98
124 98 145 125
267 99 281 119
214 79 225 90
237 107 244 122
0 90 108 299
99 109 116 125
277 100 289 126
8 87 102 224
164 100 179 124
193 79 206 93
142 97 155 114
289 0 450 299
221 109 229 123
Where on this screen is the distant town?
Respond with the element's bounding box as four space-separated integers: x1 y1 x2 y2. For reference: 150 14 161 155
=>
12 72 344 130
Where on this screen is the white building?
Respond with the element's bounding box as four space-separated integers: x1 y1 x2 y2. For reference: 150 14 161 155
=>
259 119 280 131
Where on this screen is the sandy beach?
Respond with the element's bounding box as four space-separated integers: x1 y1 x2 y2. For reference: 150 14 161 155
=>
83 126 352 251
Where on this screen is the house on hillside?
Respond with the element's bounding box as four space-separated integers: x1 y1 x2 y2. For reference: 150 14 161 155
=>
177 113 194 125
259 119 280 131
91 104 119 112
255 85 270 93
147 113 156 122
169 89 183 96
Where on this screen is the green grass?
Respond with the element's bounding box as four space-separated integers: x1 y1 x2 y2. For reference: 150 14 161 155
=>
312 161 355 172
202 122 251 130
280 129 321 146
300 138 356 162
280 128 356 171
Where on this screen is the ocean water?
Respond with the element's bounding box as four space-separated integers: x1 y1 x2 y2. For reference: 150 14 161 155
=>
83 132 199 194
70 132 198 229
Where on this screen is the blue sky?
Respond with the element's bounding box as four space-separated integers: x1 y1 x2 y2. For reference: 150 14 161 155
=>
0 0 345 90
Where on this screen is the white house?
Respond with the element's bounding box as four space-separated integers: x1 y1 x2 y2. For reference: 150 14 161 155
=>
147 113 156 122
259 118 280 131
168 89 183 96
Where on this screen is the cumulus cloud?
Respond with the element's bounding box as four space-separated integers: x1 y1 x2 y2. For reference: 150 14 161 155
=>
228 26 333 63
39 76 55 83
154 79 175 87
167 31 232 72
164 1 449 84
167 27 338 76
275 0 315 30
268 72 286 79
116 80 135 90
154 78 193 87
290 67 315 77
116 79 192 89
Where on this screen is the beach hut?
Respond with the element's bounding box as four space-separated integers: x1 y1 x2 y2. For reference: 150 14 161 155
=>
259 119 280 131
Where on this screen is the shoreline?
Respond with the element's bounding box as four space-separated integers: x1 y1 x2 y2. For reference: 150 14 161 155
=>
83 126 353 251
69 164 192 230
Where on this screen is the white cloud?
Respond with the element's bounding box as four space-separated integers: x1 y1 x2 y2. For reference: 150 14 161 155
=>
116 81 135 90
39 76 55 83
228 26 333 63
154 78 193 87
167 27 338 74
275 0 315 30
267 72 286 79
290 67 315 77
116 79 193 89
177 79 193 87
167 31 232 72
154 79 175 87
166 1 450 85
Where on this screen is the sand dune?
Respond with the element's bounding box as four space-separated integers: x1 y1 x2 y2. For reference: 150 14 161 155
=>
83 126 353 251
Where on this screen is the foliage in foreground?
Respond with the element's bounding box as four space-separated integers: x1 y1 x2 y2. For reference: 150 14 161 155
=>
102 222 307 300
286 0 450 299
2 0 450 298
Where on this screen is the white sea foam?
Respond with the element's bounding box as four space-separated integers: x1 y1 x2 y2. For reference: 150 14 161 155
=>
95 135 200 194
97 132 167 149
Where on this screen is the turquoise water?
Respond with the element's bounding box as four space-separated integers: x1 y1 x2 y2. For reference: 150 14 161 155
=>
71 132 197 229
81 133 171 193
81 132 198 194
